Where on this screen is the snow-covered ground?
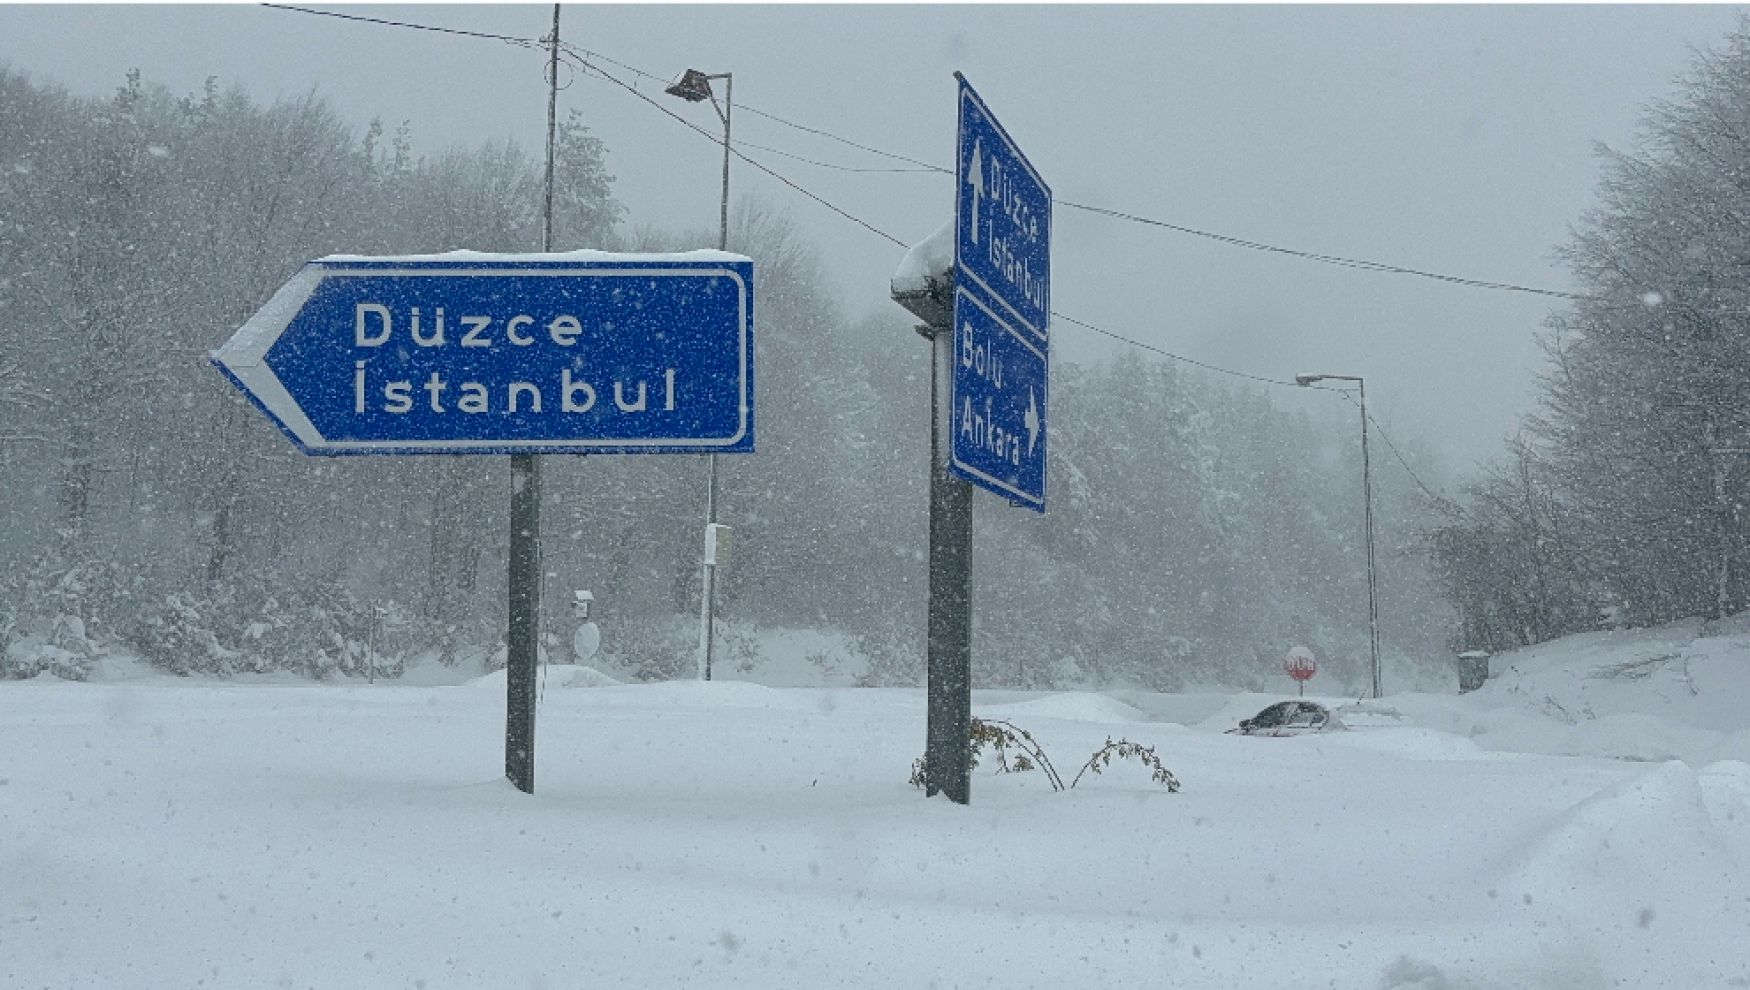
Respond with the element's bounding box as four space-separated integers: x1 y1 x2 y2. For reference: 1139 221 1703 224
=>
4 622 1748 988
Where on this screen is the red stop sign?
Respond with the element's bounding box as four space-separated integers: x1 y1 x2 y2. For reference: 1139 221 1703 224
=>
1284 647 1317 682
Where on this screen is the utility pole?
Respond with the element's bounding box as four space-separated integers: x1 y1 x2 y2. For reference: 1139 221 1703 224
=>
506 1 561 795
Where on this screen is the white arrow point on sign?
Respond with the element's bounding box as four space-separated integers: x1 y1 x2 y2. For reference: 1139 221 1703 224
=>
210 265 328 449
966 139 984 245
1024 387 1040 457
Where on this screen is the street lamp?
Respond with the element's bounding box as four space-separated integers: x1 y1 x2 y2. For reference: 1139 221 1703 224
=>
1295 372 1381 698
667 67 733 681
665 68 733 252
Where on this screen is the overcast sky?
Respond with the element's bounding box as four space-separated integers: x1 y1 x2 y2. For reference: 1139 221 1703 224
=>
3 3 1744 474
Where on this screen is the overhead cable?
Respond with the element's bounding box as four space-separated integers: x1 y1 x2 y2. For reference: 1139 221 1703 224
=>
261 4 539 47
1330 390 1467 517
732 139 942 174
1055 201 1587 302
260 2 1590 305
1048 312 1303 389
253 1 1506 510
560 47 909 248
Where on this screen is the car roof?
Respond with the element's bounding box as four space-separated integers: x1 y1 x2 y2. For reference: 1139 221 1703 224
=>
1261 700 1329 712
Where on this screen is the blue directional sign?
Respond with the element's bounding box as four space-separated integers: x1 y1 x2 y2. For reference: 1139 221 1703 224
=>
952 285 1047 509
211 253 754 455
954 74 1050 510
955 74 1051 341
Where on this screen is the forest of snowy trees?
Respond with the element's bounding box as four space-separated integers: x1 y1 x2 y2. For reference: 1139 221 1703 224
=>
0 65 1465 690
1431 20 1750 653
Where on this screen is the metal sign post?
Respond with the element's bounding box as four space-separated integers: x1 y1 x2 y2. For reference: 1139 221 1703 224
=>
213 7 754 796
893 229 969 805
889 74 1051 806
507 452 540 791
212 255 754 795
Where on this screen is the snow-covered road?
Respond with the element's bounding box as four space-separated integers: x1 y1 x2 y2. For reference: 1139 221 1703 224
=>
4 665 1746 989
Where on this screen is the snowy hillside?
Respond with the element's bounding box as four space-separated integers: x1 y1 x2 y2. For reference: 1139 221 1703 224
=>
3 621 1747 988
1402 616 1750 766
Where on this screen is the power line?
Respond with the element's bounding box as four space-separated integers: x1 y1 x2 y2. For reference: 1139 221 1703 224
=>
257 7 927 177
735 104 951 174
560 47 909 248
561 38 1466 506
732 138 942 174
554 39 952 173
260 2 1591 305
556 52 937 173
1368 411 1465 518
553 35 1584 303
1054 310 1465 516
562 45 668 87
261 4 540 47
1056 201 1588 302
249 6 1434 407
1049 311 1302 389
248 2 1525 508
1325 389 1466 517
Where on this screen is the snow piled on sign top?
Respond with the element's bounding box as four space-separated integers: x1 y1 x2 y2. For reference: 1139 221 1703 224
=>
890 219 954 295
315 248 752 264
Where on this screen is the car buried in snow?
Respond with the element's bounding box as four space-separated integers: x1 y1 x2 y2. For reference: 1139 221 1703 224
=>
1227 700 1348 736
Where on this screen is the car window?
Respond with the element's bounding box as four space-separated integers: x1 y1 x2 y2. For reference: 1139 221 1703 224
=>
1252 703 1293 727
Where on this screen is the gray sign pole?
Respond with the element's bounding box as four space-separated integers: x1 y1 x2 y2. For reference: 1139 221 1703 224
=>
506 452 540 793
894 254 974 805
506 2 562 795
924 319 974 804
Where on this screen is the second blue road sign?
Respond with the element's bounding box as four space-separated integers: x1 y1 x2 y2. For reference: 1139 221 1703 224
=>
953 74 1050 511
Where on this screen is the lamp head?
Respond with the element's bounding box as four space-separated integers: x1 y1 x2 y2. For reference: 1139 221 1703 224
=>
1294 374 1324 387
665 69 714 102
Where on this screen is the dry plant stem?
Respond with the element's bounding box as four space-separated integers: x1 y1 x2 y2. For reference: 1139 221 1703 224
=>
912 717 1180 794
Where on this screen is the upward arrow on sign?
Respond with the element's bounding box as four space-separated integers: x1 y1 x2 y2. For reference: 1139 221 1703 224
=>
966 138 984 244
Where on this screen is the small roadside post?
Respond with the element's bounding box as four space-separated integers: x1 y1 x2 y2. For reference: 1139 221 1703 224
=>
1456 650 1490 693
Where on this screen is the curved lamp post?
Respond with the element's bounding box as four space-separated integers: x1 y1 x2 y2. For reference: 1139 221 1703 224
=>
667 67 733 681
1295 373 1381 698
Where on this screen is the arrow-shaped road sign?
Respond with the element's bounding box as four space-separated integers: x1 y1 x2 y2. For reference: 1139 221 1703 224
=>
955 77 1051 340
950 284 1047 511
211 252 755 456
